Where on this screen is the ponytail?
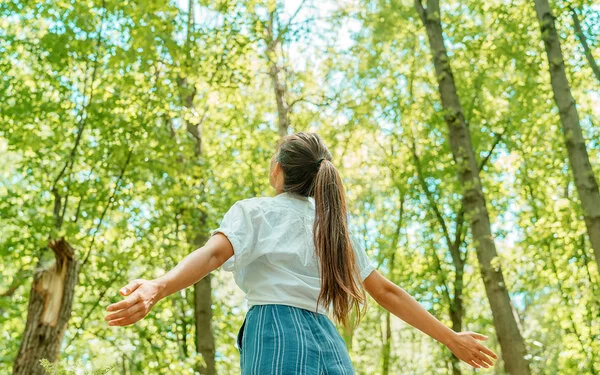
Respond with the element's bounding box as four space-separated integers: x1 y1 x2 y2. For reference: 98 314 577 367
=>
313 159 367 328
276 132 367 328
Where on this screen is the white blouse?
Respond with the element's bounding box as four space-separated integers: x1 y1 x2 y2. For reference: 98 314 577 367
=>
210 191 377 316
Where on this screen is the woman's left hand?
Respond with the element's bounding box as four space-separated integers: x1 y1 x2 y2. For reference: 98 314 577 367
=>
446 331 498 369
105 279 163 326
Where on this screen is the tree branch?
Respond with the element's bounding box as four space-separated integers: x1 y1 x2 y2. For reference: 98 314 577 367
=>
277 0 309 43
569 6 600 83
478 128 506 170
81 149 133 267
410 138 453 250
0 268 26 297
50 0 107 229
414 0 426 22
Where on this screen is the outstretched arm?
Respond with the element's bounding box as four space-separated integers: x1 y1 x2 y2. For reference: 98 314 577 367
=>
364 270 498 369
105 233 234 326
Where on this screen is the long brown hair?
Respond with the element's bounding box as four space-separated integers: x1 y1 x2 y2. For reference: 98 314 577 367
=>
275 132 367 328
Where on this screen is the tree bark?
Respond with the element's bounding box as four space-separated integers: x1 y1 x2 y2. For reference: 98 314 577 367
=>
449 254 464 375
381 310 392 375
269 60 290 138
185 77 215 375
192 205 214 375
380 192 404 375
534 0 600 275
13 239 79 375
176 2 216 373
414 1 531 374
266 11 290 138
194 273 215 375
569 6 600 83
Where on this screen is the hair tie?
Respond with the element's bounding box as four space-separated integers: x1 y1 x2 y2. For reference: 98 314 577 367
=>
316 157 325 167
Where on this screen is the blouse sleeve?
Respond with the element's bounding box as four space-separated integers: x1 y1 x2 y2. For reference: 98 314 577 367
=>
210 201 258 273
350 232 377 281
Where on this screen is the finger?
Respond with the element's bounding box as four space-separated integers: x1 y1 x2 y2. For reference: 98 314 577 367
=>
120 279 143 296
106 294 140 312
107 308 145 325
474 352 493 367
108 311 146 327
105 302 144 322
482 357 494 367
471 357 488 368
470 332 489 341
467 359 481 369
108 312 144 327
478 345 498 360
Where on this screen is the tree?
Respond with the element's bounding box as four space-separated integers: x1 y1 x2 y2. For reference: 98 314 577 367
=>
13 240 79 375
414 1 531 373
534 0 600 275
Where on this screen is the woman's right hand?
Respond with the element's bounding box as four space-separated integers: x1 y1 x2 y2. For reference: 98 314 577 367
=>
446 331 498 369
105 279 164 327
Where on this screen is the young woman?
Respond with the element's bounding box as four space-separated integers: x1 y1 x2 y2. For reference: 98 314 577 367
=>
105 132 498 374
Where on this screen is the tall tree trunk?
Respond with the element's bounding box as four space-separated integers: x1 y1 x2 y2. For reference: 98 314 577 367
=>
194 272 215 375
13 239 79 375
569 6 600 83
185 69 216 375
269 60 289 137
191 201 214 375
381 310 392 375
381 192 405 375
449 258 464 375
177 2 216 373
414 1 531 374
534 0 600 274
186 97 216 375
266 11 290 138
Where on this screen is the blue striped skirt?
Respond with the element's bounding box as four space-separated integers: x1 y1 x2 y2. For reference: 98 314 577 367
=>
236 304 355 375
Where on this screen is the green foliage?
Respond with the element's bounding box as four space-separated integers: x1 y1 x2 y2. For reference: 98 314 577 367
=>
40 359 115 375
1 0 599 374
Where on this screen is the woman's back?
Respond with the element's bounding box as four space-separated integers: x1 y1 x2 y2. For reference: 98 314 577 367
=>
213 191 375 316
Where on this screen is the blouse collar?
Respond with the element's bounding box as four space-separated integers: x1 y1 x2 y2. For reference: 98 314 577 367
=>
276 191 309 201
